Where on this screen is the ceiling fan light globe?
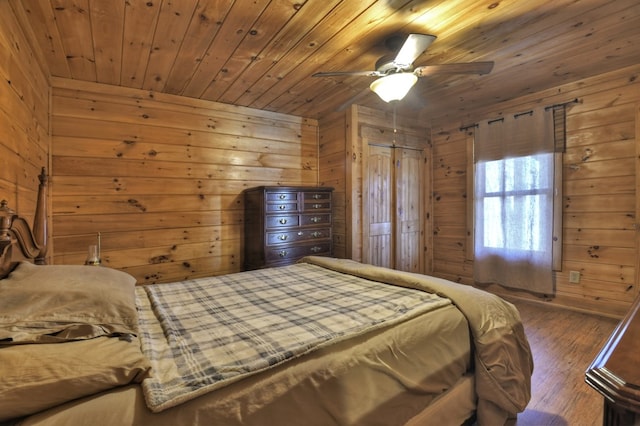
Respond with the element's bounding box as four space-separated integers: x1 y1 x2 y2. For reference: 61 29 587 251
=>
370 73 418 102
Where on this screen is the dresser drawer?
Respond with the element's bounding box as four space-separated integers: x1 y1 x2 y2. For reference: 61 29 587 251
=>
302 200 331 211
267 192 298 202
265 242 332 262
266 228 331 246
303 191 331 202
302 191 331 211
266 214 299 229
300 213 331 226
266 202 298 213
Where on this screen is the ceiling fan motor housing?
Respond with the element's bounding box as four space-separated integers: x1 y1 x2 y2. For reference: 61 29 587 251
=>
375 54 410 74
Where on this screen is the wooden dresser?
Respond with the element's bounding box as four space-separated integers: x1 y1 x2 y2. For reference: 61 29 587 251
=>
243 186 333 270
585 293 640 425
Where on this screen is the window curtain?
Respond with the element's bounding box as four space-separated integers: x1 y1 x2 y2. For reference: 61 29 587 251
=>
473 107 556 294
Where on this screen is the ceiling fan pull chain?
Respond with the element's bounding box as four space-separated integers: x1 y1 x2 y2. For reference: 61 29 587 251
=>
393 103 397 146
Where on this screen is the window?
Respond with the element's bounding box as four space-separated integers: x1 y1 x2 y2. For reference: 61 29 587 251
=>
476 154 553 254
469 107 563 294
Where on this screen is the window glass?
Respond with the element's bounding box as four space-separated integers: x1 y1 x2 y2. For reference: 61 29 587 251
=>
477 153 553 253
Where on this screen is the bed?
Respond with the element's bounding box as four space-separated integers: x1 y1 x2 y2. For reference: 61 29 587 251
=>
0 174 533 426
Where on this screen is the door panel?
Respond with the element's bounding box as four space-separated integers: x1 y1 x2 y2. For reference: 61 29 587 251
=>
364 144 394 268
396 148 424 272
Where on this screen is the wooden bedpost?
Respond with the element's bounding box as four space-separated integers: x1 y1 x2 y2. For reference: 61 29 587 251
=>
0 200 16 253
33 167 48 264
0 168 49 277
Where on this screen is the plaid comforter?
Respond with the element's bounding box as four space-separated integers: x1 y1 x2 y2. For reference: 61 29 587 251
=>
136 261 451 412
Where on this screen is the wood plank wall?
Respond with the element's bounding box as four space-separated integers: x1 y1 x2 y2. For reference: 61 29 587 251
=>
318 110 348 259
0 2 50 226
430 64 640 318
50 78 319 284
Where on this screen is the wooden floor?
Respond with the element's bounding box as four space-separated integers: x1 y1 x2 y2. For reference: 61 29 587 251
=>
507 299 620 426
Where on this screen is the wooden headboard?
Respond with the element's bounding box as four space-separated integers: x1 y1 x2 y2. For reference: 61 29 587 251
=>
0 168 48 278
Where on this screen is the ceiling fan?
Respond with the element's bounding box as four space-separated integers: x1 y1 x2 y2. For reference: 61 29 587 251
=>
312 34 494 104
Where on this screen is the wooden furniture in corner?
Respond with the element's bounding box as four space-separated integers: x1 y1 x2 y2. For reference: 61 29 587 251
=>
586 293 640 425
0 167 48 278
244 186 333 270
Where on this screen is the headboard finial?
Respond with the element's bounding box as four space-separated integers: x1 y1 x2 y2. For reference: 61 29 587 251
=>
0 200 16 244
33 167 48 264
38 167 47 185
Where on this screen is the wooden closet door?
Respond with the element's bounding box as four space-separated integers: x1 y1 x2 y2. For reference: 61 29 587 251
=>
395 147 424 273
363 144 394 268
363 143 425 272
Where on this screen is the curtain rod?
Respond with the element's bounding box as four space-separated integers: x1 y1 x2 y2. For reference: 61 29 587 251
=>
459 97 580 132
544 98 580 111
459 123 478 132
514 110 533 119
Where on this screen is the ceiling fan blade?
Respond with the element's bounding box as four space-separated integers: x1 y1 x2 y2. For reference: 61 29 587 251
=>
393 34 436 67
414 61 494 77
313 70 381 78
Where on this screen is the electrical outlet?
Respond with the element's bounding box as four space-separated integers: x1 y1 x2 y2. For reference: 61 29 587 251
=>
569 271 581 284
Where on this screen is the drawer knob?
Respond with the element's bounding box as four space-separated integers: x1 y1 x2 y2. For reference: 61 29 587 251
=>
278 235 288 240
279 205 286 210
310 216 321 223
312 194 321 199
310 246 322 253
311 231 322 238
312 203 321 209
297 231 304 236
279 218 287 224
279 194 286 200
279 250 288 257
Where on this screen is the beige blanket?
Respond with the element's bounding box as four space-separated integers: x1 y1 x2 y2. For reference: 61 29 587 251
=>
299 256 534 424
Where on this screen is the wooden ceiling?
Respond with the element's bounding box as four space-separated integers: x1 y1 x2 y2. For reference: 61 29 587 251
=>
16 0 640 120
